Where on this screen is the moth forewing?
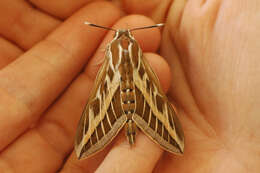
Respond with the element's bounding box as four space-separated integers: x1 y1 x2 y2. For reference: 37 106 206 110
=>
74 50 127 159
131 42 184 154
75 22 184 160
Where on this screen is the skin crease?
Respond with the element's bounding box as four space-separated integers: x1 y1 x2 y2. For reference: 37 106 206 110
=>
0 0 259 173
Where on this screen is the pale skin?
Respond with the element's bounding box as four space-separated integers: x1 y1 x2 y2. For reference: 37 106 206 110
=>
0 0 259 173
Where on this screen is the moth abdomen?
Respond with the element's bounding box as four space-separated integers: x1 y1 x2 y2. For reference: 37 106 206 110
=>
125 119 136 145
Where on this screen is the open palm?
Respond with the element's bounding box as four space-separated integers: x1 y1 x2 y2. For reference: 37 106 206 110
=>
0 0 259 173
154 0 260 172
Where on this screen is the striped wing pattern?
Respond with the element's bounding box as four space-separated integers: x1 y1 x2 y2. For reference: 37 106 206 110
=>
75 28 184 160
75 57 127 159
133 56 184 154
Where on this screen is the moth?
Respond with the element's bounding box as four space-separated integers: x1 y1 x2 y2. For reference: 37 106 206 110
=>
75 22 184 159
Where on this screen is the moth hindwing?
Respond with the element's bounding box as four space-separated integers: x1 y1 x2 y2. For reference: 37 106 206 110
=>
75 23 184 159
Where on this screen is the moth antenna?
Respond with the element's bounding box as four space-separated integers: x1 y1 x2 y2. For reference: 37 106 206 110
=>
84 21 117 32
130 23 164 31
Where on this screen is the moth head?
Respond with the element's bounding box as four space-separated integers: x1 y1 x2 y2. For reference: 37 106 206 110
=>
84 22 164 49
113 29 134 49
114 29 133 40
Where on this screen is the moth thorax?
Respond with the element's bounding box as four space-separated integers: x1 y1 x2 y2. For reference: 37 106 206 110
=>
120 37 131 50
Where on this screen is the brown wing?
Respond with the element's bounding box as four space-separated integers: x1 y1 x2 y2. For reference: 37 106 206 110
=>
75 56 127 160
133 54 184 154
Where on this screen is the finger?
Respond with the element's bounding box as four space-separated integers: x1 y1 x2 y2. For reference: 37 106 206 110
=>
85 14 162 79
0 0 60 50
122 0 160 14
29 0 93 19
120 0 172 23
166 0 187 38
0 74 94 172
0 1 121 151
144 53 171 92
0 37 23 69
0 36 167 173
96 133 163 173
61 146 113 173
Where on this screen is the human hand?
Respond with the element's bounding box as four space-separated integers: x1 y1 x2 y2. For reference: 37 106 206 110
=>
0 1 170 172
0 0 259 173
154 0 260 172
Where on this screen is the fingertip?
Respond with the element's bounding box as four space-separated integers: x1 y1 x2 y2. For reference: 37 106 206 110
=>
48 1 122 57
144 52 171 93
96 131 163 173
122 0 160 15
